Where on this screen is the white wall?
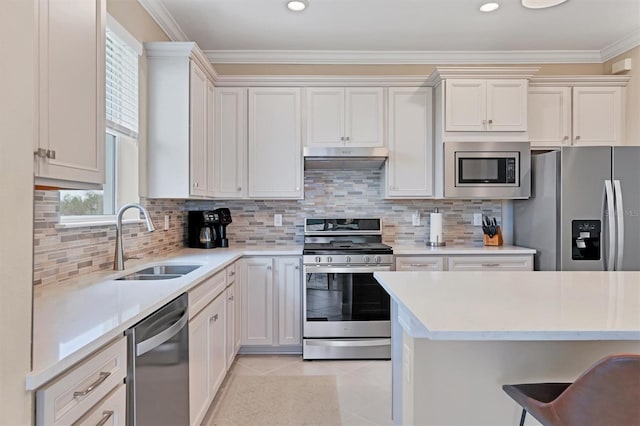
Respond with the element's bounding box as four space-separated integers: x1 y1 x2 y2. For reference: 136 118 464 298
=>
0 0 36 424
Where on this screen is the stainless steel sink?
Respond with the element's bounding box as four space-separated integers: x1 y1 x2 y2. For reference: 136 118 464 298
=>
116 264 201 281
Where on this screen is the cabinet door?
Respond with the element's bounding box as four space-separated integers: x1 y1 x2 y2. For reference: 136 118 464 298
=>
276 257 302 346
305 88 345 147
486 79 528 131
241 258 274 345
248 88 303 199
205 80 215 197
573 87 624 146
528 87 572 148
188 309 209 425
395 256 445 271
345 88 385 147
75 384 126 426
37 0 105 186
386 87 433 198
445 79 486 131
208 294 226 398
214 88 247 198
189 61 208 196
225 284 236 369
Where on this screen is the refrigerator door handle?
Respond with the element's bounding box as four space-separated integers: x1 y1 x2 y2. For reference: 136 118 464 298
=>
602 180 616 271
613 180 624 271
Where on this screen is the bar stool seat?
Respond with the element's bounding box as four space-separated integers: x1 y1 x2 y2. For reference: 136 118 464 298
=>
502 353 640 426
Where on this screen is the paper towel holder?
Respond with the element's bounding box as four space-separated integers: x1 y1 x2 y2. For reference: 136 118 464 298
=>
427 207 446 247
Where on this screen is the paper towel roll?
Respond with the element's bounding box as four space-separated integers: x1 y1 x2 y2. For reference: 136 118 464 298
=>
429 212 444 245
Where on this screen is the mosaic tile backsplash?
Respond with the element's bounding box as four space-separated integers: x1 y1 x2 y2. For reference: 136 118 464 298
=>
33 191 185 287
33 170 501 286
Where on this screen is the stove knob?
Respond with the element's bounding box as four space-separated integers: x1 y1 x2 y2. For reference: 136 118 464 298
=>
315 256 321 263
374 255 382 264
363 256 370 263
345 256 351 263
327 256 333 263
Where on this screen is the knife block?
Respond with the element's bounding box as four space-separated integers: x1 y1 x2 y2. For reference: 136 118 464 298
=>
483 226 503 246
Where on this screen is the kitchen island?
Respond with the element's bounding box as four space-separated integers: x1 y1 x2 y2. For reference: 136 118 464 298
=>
374 271 640 426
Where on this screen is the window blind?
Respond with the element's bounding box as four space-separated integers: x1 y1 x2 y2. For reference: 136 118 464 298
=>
106 26 139 138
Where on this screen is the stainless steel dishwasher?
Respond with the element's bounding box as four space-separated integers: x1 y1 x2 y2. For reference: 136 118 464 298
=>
126 293 189 426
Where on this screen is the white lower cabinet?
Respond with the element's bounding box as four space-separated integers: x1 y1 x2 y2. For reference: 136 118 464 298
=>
225 282 237 369
74 383 126 426
35 337 127 426
188 270 228 426
447 255 533 271
395 254 533 271
241 256 302 350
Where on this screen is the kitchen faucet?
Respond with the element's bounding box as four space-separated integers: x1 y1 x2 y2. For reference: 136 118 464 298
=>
114 203 155 271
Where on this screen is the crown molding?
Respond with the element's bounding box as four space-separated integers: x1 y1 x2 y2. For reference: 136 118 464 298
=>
529 75 632 87
430 66 540 85
137 0 188 42
205 49 603 65
144 42 219 81
600 29 640 62
213 75 432 87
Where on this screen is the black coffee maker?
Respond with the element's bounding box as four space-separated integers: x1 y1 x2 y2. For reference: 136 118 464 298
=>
213 208 232 247
188 211 220 249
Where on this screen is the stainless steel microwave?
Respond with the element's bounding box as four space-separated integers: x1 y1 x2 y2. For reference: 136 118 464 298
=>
444 141 531 199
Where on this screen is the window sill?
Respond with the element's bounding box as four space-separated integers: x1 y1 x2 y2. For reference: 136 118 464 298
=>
56 218 145 229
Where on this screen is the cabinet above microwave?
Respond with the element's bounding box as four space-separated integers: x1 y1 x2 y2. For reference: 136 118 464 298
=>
437 141 531 199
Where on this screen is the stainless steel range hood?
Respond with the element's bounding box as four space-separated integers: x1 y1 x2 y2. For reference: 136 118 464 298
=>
303 147 388 170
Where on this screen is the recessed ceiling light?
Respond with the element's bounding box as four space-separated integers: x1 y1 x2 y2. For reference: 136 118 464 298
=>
521 0 568 9
287 0 308 12
479 2 500 12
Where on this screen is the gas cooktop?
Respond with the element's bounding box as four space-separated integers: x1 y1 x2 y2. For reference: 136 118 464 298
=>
303 241 393 255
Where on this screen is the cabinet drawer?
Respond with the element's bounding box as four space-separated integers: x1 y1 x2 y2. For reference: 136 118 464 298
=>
74 383 126 426
226 262 237 284
189 270 227 320
447 255 533 271
36 336 127 426
395 256 445 271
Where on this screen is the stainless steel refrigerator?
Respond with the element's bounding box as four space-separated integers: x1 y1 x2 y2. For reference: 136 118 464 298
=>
514 146 640 271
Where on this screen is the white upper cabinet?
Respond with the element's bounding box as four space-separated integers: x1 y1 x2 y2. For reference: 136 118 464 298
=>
145 42 216 199
248 88 303 199
214 87 247 198
385 87 433 198
35 0 105 188
528 87 572 149
573 87 624 146
306 88 384 147
445 79 527 132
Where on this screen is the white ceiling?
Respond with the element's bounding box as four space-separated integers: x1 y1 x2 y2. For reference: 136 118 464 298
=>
145 0 640 63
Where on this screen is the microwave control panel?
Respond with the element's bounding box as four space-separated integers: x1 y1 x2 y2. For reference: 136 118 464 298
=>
506 158 516 184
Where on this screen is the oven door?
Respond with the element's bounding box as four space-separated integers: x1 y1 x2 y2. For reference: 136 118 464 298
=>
303 265 391 338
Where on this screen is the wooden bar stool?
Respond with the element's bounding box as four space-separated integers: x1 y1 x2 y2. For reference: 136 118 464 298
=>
502 353 640 426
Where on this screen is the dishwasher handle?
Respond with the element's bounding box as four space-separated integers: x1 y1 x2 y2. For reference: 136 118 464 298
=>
136 309 188 356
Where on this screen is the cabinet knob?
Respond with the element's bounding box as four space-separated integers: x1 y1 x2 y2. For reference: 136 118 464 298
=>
340 136 345 141
229 295 234 301
34 148 47 158
345 136 350 141
295 266 300 270
575 136 581 141
237 187 242 191
210 313 219 322
488 119 493 125
193 182 199 188
267 265 272 271
563 136 569 141
296 187 300 191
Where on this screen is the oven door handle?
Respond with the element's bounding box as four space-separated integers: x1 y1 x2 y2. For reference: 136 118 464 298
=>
303 266 392 274
305 339 391 348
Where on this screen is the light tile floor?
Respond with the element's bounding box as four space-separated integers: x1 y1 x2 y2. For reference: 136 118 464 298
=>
203 355 393 426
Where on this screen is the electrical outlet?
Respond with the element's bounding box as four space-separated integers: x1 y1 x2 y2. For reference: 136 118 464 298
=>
473 213 483 226
274 214 282 227
164 214 170 231
412 211 420 226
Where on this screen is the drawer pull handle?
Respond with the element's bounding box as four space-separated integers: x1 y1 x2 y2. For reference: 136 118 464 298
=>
229 271 235 276
96 410 114 426
73 372 111 398
228 295 234 301
481 263 500 267
409 263 436 267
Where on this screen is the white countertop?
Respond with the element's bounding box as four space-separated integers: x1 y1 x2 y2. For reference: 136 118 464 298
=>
28 246 301 390
375 271 640 341
392 244 536 255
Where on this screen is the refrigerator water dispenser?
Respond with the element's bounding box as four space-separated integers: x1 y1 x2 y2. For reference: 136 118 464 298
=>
572 220 601 260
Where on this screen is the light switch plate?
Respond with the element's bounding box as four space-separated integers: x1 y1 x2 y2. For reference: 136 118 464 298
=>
473 213 483 226
412 211 420 226
164 214 170 230
274 214 282 227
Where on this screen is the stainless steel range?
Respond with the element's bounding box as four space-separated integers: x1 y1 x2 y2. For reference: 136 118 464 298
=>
302 218 393 360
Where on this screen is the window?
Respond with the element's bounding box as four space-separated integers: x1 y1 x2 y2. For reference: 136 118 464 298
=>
60 16 142 223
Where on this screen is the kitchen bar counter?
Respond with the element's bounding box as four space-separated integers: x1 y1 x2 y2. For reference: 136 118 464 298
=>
28 246 301 390
392 244 536 255
374 271 640 426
